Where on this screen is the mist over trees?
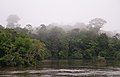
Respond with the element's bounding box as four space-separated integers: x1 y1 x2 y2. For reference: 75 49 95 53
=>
0 15 120 67
6 15 20 28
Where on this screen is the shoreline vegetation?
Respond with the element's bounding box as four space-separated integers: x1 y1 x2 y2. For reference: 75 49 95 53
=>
1 17 120 67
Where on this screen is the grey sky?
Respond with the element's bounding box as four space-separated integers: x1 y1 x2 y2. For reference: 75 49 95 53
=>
0 0 120 32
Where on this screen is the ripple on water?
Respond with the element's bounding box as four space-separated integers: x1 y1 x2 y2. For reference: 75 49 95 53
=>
1 68 120 77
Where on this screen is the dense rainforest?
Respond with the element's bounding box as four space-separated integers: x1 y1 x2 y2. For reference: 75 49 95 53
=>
1 17 120 67
0 27 47 67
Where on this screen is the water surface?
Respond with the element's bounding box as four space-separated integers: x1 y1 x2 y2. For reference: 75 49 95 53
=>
0 60 120 77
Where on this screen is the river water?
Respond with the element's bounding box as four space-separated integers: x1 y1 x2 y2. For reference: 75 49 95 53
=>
0 60 120 77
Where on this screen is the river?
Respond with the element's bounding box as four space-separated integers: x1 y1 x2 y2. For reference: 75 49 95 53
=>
0 60 120 77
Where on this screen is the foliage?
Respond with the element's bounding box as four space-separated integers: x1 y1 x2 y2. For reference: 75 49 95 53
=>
0 28 47 67
30 19 120 61
1 18 120 67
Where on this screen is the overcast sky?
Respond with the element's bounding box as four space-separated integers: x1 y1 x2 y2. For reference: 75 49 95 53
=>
0 0 120 32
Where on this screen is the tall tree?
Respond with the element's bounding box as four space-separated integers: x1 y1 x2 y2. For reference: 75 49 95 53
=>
6 14 20 28
89 18 107 34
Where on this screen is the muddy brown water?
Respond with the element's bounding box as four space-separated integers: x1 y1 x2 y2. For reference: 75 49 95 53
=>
0 60 120 77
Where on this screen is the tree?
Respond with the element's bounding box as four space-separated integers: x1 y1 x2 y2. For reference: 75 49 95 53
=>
40 24 46 31
0 25 4 29
89 18 107 34
0 28 47 67
25 24 33 34
6 14 20 28
69 28 80 37
46 26 66 59
36 24 47 41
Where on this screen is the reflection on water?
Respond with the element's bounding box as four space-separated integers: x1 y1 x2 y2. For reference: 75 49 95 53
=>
0 60 120 77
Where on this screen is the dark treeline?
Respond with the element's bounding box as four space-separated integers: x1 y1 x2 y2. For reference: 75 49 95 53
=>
0 15 120 67
30 18 120 61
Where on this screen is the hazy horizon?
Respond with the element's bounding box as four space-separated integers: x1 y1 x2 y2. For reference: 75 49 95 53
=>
0 0 120 32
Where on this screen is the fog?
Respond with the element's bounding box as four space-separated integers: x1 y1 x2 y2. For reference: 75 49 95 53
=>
0 0 120 32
